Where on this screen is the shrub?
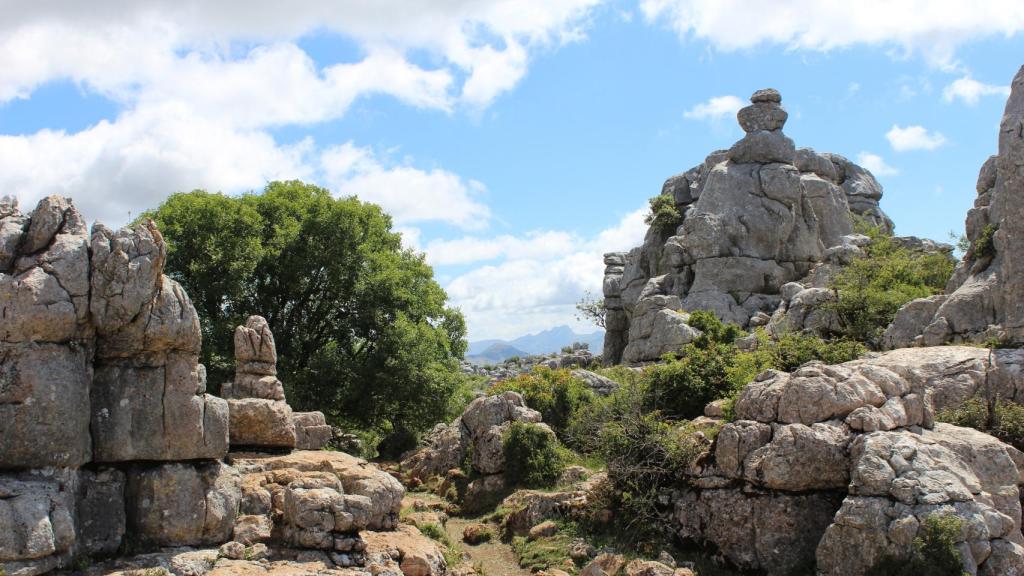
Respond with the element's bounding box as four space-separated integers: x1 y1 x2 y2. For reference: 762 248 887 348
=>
644 194 683 232
973 223 998 260
938 396 1024 451
490 368 595 438
866 514 966 576
826 221 954 348
687 310 745 345
503 422 566 488
644 341 738 419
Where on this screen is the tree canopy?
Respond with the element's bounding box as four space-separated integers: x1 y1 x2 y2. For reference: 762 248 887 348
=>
146 181 467 452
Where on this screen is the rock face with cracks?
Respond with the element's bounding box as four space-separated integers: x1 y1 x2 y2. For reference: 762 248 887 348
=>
0 196 423 576
886 65 1024 348
603 88 897 364
676 346 1024 576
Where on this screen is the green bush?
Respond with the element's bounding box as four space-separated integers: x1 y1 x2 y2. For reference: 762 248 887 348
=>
644 341 738 419
866 514 966 576
503 422 566 488
644 193 683 232
687 310 745 345
973 223 998 260
938 396 1024 451
490 368 595 439
826 220 954 348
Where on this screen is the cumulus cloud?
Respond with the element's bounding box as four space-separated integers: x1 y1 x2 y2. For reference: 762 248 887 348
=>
0 0 600 110
885 125 948 152
0 1 602 226
321 143 491 230
0 103 315 226
683 95 744 122
856 152 899 177
441 207 648 339
640 0 1024 67
942 75 1012 105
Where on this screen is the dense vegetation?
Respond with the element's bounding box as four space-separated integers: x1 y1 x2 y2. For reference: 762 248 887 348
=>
826 219 954 348
502 422 567 488
147 181 469 455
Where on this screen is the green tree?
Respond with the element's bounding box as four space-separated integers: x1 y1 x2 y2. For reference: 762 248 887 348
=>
147 181 467 454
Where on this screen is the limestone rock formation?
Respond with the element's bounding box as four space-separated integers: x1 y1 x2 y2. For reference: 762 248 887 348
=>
223 315 331 451
885 65 1024 347
400 391 544 481
603 89 895 364
676 346 1024 575
0 197 410 576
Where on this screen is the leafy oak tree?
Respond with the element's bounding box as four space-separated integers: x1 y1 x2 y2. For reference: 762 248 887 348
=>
146 181 467 454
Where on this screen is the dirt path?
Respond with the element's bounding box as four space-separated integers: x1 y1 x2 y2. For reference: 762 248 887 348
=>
444 516 532 576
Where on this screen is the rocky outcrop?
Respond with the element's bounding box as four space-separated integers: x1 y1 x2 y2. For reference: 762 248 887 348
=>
400 391 543 481
676 346 1024 575
222 315 331 451
885 65 1024 348
0 197 412 576
603 89 897 364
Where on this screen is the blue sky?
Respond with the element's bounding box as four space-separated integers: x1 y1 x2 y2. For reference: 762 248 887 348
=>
1 0 1022 340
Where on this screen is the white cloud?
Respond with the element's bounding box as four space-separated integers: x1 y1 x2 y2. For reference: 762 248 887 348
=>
684 95 744 122
1 1 601 227
942 75 1012 105
856 152 899 177
321 143 491 230
885 124 948 151
0 103 314 226
640 0 1024 67
0 0 601 111
441 207 648 339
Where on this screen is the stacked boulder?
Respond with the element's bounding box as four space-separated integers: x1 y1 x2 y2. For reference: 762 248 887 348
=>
885 65 1024 348
0 197 432 576
603 89 898 364
677 346 1024 576
222 315 331 451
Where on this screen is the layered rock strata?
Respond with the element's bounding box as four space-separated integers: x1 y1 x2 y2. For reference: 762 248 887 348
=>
0 197 417 576
222 315 331 450
676 346 1024 576
885 65 1024 348
604 89 896 364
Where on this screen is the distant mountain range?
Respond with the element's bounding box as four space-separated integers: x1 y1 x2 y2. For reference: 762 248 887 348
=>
466 325 604 365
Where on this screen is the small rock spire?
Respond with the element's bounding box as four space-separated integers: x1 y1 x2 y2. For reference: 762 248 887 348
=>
737 88 787 133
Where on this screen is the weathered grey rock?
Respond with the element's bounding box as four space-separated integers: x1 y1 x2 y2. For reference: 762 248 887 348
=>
677 344 1024 575
571 369 620 396
0 469 79 576
885 65 1024 347
604 88 893 363
125 461 241 547
816 424 1024 575
76 468 126 557
228 398 296 449
675 488 841 576
400 391 544 480
294 411 334 450
92 352 230 462
231 450 404 534
0 344 92 468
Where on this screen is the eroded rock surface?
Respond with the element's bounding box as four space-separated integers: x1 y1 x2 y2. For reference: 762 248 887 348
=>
678 346 1024 575
885 65 1024 347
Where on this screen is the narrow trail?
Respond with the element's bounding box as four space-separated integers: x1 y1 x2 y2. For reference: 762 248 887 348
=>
405 491 531 576
445 516 532 576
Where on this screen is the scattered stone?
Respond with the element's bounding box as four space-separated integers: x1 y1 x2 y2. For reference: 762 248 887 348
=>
528 520 559 540
461 523 494 545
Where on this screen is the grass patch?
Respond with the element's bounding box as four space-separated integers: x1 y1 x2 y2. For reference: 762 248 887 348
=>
511 532 576 573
